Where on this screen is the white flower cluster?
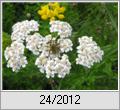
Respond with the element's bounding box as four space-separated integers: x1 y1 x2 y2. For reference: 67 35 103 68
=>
4 20 39 72
35 33 73 78
4 41 27 72
11 20 39 42
35 54 71 78
4 19 104 79
50 20 72 38
58 38 73 53
4 20 73 78
26 33 43 55
35 21 73 78
76 36 104 68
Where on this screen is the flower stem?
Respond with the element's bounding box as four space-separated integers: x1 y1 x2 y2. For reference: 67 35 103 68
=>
48 78 54 90
58 78 63 90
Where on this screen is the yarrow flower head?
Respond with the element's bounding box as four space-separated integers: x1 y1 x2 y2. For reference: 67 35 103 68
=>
35 54 71 78
4 20 73 78
11 20 39 42
26 33 43 55
50 20 72 38
76 36 104 68
4 20 39 72
4 41 27 72
4 19 104 79
35 21 73 78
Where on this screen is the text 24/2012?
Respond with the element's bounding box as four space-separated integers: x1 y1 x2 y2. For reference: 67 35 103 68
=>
40 94 80 104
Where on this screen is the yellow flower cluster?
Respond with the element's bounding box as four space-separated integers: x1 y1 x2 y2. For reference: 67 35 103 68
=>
38 2 65 21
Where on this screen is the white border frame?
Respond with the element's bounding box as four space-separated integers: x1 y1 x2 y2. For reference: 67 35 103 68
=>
0 0 119 92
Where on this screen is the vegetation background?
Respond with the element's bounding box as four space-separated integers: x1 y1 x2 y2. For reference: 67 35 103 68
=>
2 2 118 90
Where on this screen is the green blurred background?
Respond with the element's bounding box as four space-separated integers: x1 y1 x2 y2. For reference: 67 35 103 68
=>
2 3 118 90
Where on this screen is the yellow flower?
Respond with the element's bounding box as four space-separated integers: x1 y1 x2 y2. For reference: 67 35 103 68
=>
37 2 66 21
53 9 59 16
50 17 55 21
58 7 65 13
41 15 48 20
57 14 65 19
48 10 55 18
